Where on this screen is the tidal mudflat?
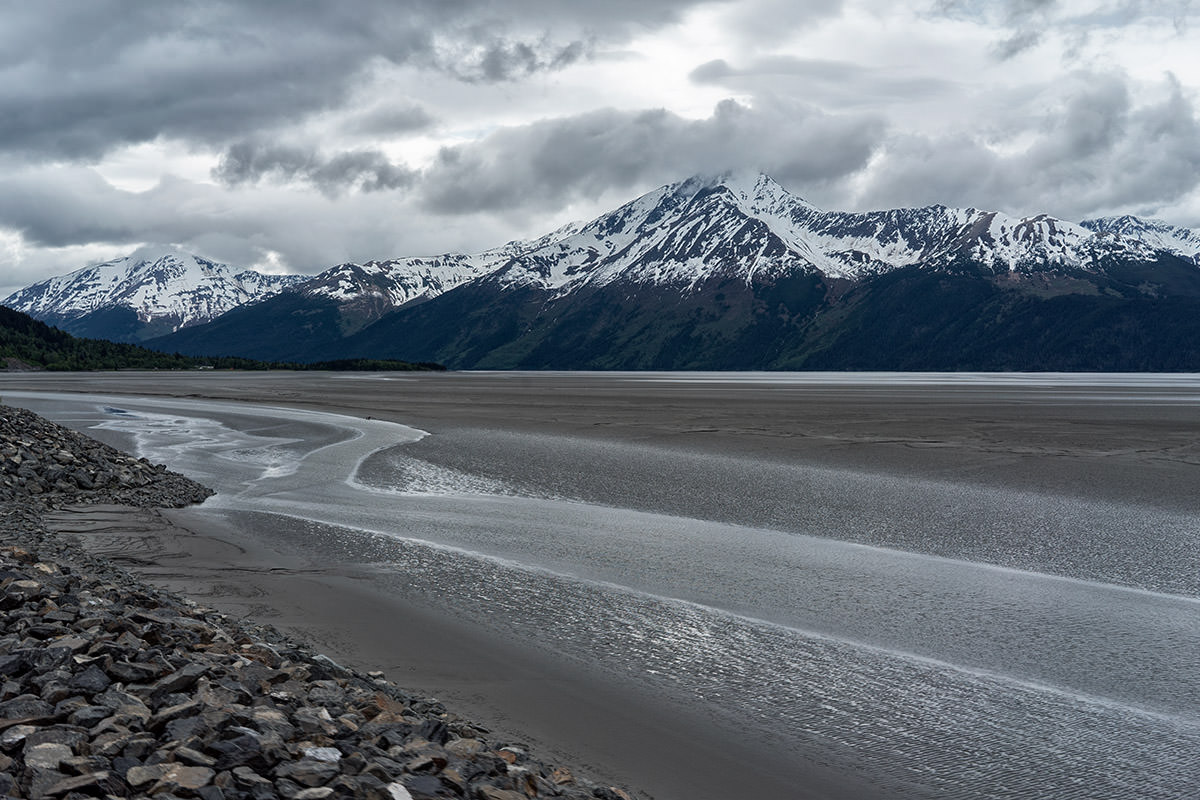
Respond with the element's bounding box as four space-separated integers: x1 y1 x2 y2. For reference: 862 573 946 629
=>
4 370 1199 800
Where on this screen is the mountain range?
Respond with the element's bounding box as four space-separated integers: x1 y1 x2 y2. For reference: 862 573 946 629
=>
2 248 308 342
6 173 1200 370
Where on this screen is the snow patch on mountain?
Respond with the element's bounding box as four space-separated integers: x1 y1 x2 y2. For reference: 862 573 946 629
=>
1080 216 1200 264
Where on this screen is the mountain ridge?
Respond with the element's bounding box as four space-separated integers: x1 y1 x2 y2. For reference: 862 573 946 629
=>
1 248 309 342
7 173 1200 369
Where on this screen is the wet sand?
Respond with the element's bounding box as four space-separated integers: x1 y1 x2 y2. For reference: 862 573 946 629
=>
41 503 862 800
4 370 1199 512
7 370 1200 800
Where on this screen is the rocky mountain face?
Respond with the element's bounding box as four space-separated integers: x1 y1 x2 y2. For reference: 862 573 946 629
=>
34 173 1200 369
1 249 309 343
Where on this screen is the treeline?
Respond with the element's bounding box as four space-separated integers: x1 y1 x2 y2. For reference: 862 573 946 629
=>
0 306 442 372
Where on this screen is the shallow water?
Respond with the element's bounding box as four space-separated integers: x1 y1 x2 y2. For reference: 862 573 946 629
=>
8 380 1200 800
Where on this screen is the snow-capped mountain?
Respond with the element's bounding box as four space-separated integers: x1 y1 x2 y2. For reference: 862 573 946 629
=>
488 172 1192 294
149 172 1200 370
293 221 586 332
2 248 309 342
1080 216 1200 264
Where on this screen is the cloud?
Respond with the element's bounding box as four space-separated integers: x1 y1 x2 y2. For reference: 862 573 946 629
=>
688 56 956 107
933 0 1197 59
991 29 1044 59
432 35 592 82
419 98 886 214
0 3 426 160
0 0 712 162
0 168 140 248
855 71 1200 218
0 165 519 279
212 141 417 195
343 103 437 136
710 0 846 45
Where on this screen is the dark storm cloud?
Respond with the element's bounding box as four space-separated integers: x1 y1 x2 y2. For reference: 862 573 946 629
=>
0 0 710 162
859 72 1200 218
0 167 139 248
212 141 417 195
421 99 885 213
436 36 591 83
0 2 430 160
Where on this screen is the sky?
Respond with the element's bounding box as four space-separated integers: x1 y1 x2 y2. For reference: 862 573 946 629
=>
2 0 1199 296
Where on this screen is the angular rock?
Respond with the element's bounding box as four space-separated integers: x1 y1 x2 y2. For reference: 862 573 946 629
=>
43 770 110 797
176 744 218 767
26 725 88 750
25 740 73 770
0 651 31 677
70 663 112 694
29 767 70 798
59 754 108 776
148 698 202 732
384 783 414 800
294 788 335 800
275 757 341 787
475 788 527 800
303 746 341 763
233 765 275 787
94 686 152 721
210 733 263 770
107 659 162 683
156 763 217 792
151 662 208 696
66 703 111 728
0 692 53 719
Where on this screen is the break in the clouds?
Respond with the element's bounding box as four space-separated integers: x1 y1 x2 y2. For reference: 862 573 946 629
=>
1 0 1199 294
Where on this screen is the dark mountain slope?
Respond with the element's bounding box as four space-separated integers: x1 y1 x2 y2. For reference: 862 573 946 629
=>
322 252 1200 371
789 257 1200 371
323 269 831 370
147 293 352 362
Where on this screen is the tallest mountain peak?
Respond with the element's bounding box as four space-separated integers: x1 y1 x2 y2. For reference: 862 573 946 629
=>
118 245 216 268
671 171 822 215
675 169 781 193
